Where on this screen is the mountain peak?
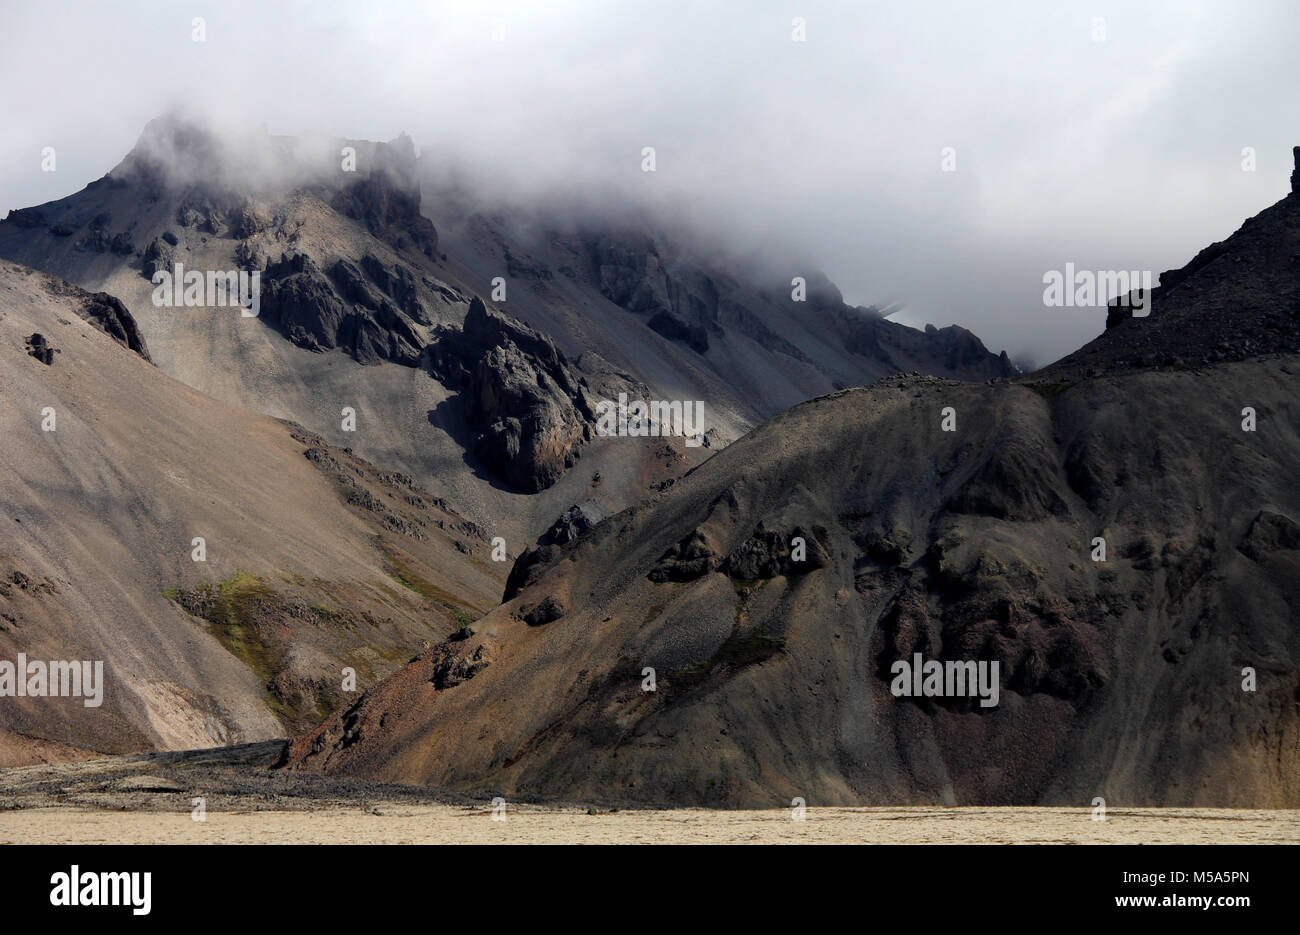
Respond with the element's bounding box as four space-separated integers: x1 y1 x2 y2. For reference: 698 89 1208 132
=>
1040 151 1300 379
110 114 420 202
114 112 246 194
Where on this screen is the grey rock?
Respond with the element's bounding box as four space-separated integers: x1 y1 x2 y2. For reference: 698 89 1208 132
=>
426 297 597 492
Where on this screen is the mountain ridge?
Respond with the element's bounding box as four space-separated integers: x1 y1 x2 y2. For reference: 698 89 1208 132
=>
0 114 1014 540
284 171 1300 807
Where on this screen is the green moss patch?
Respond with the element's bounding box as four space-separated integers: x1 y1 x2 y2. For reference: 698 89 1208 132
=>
379 540 481 627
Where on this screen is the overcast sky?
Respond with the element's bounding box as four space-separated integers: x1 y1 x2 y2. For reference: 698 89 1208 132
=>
2 0 1296 365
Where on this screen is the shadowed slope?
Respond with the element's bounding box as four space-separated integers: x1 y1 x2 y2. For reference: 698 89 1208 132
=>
285 174 1300 808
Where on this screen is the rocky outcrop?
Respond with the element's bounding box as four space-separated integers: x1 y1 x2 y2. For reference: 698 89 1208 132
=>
175 192 231 234
25 333 55 365
543 500 611 546
329 134 437 259
141 235 175 279
81 292 151 361
426 298 598 492
430 641 492 689
258 251 427 365
646 521 831 582
522 595 566 626
725 522 831 579
260 253 348 353
72 212 134 256
501 501 612 603
29 268 150 362
648 529 724 582
589 235 719 354
502 543 564 603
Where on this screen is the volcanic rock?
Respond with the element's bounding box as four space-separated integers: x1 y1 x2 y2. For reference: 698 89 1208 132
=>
25 333 55 365
426 297 598 492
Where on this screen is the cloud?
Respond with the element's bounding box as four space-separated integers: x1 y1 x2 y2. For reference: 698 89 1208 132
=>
2 0 1296 364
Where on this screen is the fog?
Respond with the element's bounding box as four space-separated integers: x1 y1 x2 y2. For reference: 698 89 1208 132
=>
2 0 1296 364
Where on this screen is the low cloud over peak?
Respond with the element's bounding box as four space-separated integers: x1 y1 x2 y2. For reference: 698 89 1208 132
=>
3 0 1297 365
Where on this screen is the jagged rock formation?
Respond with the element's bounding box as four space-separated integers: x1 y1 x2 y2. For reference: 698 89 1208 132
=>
544 500 611 546
27 274 151 362
583 230 1014 379
328 134 438 259
286 162 1300 809
0 115 452 370
502 500 612 602
426 298 598 492
257 251 430 365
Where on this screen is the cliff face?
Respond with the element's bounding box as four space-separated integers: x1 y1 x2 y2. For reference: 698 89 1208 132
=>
582 230 1013 380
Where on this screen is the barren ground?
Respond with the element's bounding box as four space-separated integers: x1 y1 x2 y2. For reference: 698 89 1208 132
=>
0 743 1295 844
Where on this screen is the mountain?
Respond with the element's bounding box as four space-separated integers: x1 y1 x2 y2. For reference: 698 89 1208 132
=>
419 180 1015 418
0 260 502 764
0 115 1012 547
1043 146 1300 380
283 156 1300 807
